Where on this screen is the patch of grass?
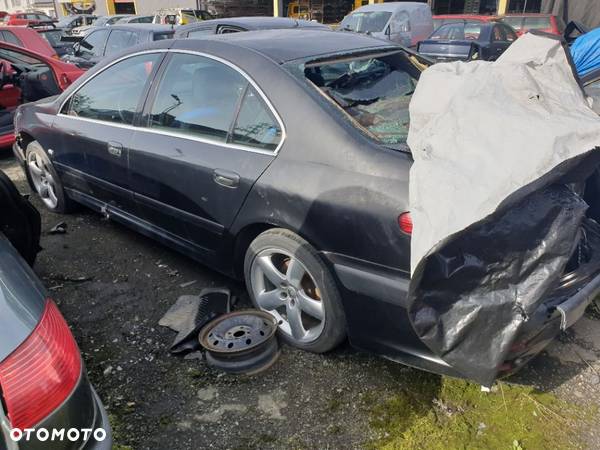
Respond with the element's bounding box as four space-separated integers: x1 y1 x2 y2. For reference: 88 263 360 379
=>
368 371 594 450
108 413 133 450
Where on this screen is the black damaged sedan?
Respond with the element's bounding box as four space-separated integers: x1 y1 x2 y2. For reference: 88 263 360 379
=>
12 30 600 382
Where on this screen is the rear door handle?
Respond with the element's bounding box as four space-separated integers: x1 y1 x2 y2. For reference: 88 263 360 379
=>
107 141 123 157
213 169 240 188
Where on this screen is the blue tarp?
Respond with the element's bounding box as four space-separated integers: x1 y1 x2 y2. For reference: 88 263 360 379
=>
571 27 600 77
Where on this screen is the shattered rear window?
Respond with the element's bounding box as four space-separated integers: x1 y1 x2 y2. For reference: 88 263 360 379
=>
304 51 420 146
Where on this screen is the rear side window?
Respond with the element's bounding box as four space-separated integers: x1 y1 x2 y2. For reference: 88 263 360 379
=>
523 16 551 30
148 53 247 142
153 32 173 41
0 31 22 46
105 30 137 56
79 29 109 58
66 53 160 125
231 86 281 151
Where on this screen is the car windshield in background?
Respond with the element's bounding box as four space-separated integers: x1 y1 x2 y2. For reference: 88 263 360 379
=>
304 51 420 146
523 16 551 29
40 29 64 46
430 22 483 40
93 16 110 26
340 11 392 33
500 16 523 30
0 48 42 65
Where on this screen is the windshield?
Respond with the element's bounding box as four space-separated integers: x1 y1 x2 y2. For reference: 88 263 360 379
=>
430 22 483 40
94 16 110 26
56 17 75 27
107 16 125 25
304 52 420 146
340 11 392 33
40 30 64 46
0 47 43 66
500 16 522 30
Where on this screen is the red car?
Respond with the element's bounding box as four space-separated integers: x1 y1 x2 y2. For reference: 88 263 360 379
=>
0 26 57 58
2 11 55 28
498 13 565 36
0 42 83 148
433 14 499 30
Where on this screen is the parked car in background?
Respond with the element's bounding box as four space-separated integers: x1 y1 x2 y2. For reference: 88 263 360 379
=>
2 11 55 28
0 42 83 148
418 21 517 62
0 170 112 449
63 24 174 69
498 13 564 36
38 27 75 57
339 2 433 48
55 14 96 33
176 16 330 38
115 15 154 24
433 14 498 30
153 8 213 25
0 26 57 58
70 14 133 39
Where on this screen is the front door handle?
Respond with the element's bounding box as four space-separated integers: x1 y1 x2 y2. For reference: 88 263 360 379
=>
213 169 240 188
107 141 123 157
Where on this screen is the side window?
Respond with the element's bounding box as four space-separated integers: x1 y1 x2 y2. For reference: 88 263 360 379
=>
66 53 160 125
217 25 242 34
149 53 247 142
0 31 22 46
79 29 109 58
504 25 517 42
188 28 214 38
492 25 505 42
105 30 136 56
231 86 281 151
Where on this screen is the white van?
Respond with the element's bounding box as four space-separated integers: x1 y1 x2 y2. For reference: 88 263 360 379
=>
339 2 434 48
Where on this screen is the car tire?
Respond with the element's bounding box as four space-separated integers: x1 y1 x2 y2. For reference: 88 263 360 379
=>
25 141 73 213
244 228 346 353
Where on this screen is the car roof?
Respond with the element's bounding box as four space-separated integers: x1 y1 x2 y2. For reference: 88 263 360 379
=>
352 1 429 13
188 16 327 29
109 24 174 33
170 29 397 64
434 14 498 21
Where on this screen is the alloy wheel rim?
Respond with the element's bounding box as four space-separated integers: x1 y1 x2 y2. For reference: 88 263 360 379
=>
250 248 325 343
27 152 58 209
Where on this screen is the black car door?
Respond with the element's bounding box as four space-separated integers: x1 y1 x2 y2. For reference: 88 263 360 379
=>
128 51 283 253
53 52 165 213
73 28 109 68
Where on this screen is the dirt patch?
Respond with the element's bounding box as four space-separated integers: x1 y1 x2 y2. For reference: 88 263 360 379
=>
2 154 600 449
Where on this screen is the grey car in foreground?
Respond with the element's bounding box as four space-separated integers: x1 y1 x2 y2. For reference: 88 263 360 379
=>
0 171 111 449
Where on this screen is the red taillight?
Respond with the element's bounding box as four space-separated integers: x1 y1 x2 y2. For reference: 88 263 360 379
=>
0 300 81 430
398 212 413 235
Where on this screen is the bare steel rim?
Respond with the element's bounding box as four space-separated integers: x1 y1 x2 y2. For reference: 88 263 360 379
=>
250 248 326 344
27 151 58 209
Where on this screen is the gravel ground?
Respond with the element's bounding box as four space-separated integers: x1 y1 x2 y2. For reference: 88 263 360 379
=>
2 154 600 449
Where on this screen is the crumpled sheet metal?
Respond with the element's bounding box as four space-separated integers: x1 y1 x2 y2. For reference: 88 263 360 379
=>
406 33 600 385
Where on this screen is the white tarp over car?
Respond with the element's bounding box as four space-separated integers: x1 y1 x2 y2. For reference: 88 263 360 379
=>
406 33 600 385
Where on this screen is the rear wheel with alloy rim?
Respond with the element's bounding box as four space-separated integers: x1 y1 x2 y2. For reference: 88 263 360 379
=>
25 141 72 213
244 228 346 353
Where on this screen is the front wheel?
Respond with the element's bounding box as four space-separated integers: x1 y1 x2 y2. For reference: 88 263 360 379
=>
244 228 346 353
25 141 73 213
